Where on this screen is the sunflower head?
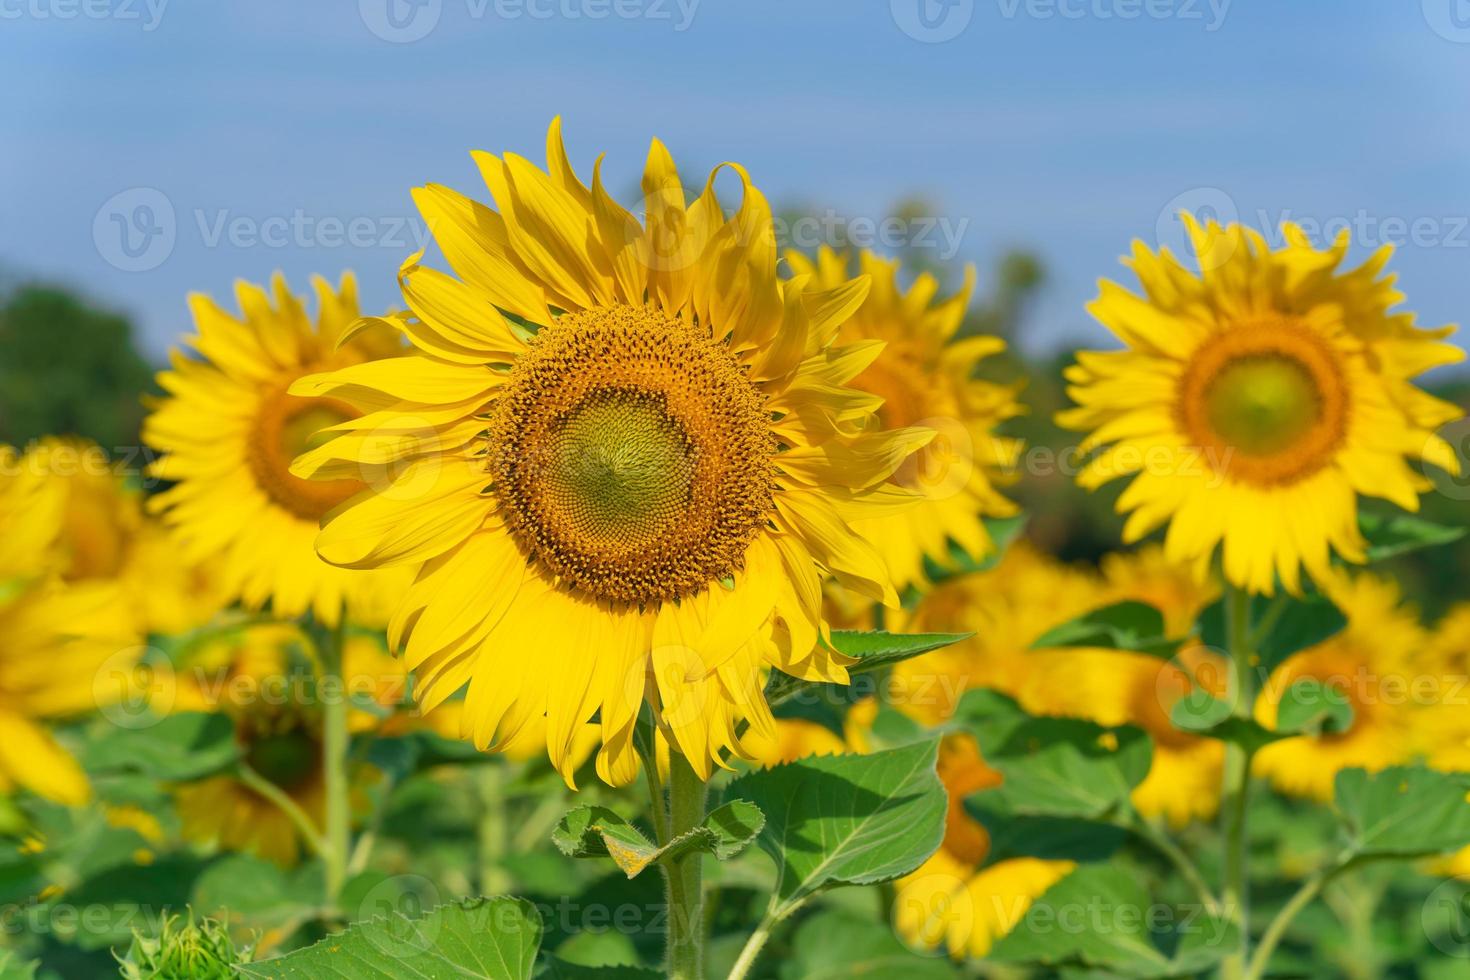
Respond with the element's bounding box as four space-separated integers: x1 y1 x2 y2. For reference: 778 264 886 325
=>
789 247 1025 592
1254 570 1423 800
144 273 414 627
1059 216 1465 594
290 120 930 784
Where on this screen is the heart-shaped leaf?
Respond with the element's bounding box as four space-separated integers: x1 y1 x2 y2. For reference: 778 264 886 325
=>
1335 766 1470 858
727 739 946 914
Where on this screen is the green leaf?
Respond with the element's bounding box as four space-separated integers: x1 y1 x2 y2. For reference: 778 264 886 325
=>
1335 766 1470 858
240 897 542 979
988 864 1238 976
780 909 959 979
83 712 239 781
1199 593 1347 675
0 951 38 980
1359 511 1466 562
1031 600 1180 659
1168 693 1284 753
765 631 969 708
958 693 1152 822
726 740 946 912
1277 678 1355 735
551 801 763 878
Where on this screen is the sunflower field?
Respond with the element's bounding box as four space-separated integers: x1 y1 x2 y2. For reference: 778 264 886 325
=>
7 68 1470 980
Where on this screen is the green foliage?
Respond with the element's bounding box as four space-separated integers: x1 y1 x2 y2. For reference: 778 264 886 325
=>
1277 678 1355 736
84 712 240 782
0 283 154 449
1031 599 1180 659
725 739 946 914
0 951 39 980
1334 766 1470 859
240 897 542 979
958 689 1151 820
1359 512 1466 562
780 909 959 979
1199 592 1347 674
764 630 970 709
988 865 1238 976
551 801 763 878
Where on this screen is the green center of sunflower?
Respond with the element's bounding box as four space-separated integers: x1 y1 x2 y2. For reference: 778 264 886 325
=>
488 305 775 605
1204 356 1321 457
542 390 698 552
1177 319 1349 486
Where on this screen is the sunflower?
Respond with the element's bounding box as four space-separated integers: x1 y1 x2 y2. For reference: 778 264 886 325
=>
0 445 141 805
144 273 415 627
170 623 331 865
1058 217 1464 594
889 542 1107 725
289 120 928 784
1020 546 1226 827
1417 605 1470 875
1254 570 1422 801
787 248 1023 591
17 438 224 635
893 734 1074 960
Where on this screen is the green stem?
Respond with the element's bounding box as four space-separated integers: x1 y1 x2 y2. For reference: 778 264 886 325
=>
725 910 779 980
665 750 709 980
1119 810 1220 916
1219 584 1255 980
639 738 671 846
236 762 328 858
1244 854 1391 980
318 614 352 910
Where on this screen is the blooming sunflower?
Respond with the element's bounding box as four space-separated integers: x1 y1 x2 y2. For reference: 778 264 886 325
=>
893 734 1074 960
1254 570 1422 800
889 542 1106 725
18 438 224 635
1 445 141 805
144 273 415 627
1417 605 1470 875
1020 546 1226 827
170 623 336 865
1058 217 1464 594
289 121 928 784
787 248 1024 590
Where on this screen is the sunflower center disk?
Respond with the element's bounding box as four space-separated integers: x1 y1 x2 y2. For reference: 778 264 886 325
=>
1204 356 1321 457
1178 320 1347 486
489 306 775 605
247 387 364 521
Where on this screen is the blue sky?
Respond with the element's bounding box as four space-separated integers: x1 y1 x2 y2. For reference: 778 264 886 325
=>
5 1 1470 361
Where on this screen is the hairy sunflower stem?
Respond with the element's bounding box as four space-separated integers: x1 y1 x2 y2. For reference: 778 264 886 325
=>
1219 584 1255 980
665 749 709 980
317 613 352 910
726 910 779 980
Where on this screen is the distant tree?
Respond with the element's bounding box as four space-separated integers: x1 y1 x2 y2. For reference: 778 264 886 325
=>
0 283 155 450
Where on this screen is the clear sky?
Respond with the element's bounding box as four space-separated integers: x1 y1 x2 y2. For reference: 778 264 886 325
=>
4 1 1469 361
